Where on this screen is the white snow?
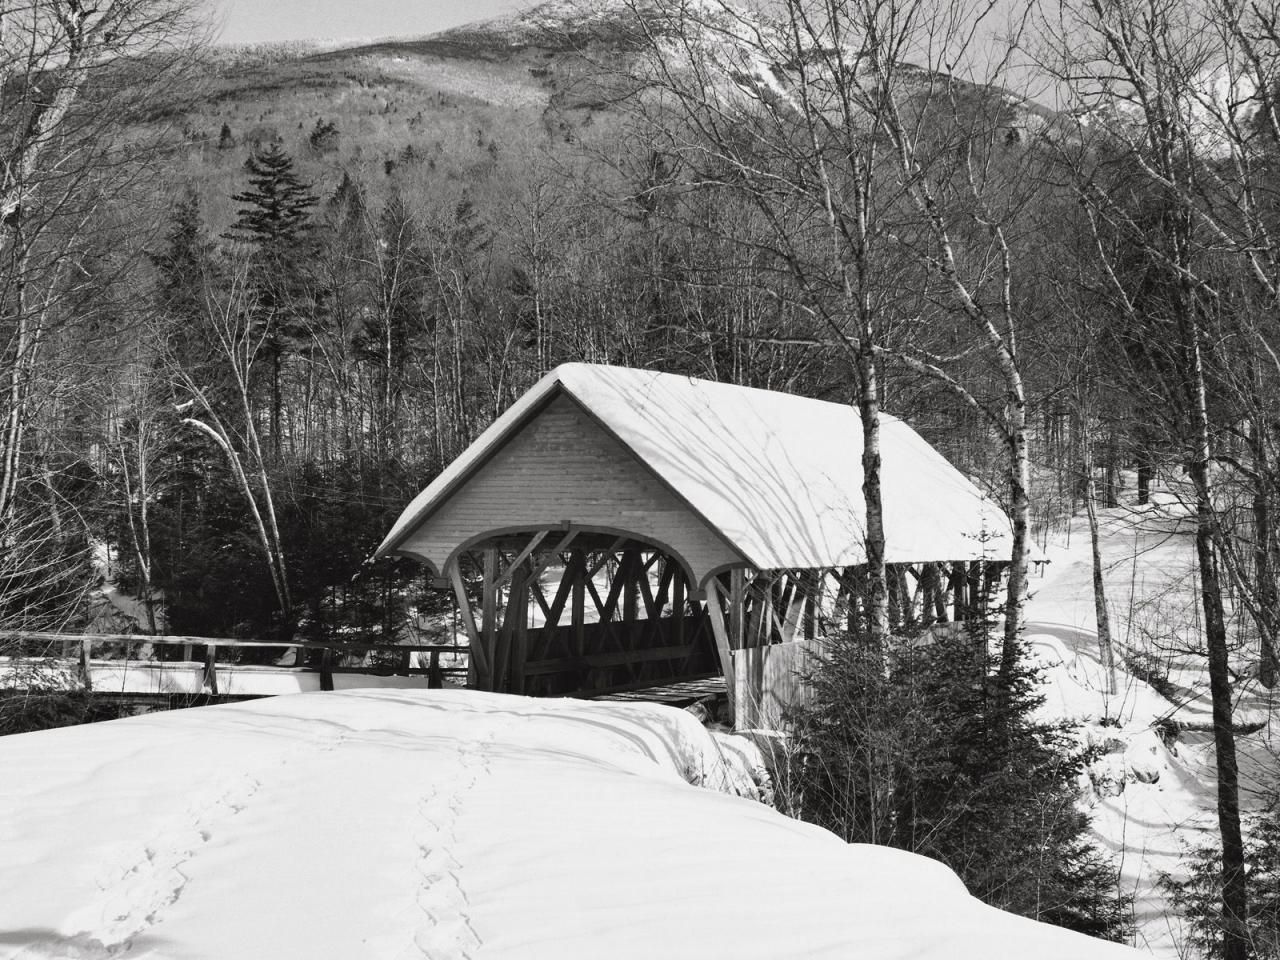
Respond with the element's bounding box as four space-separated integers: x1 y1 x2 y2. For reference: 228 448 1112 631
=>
378 363 1015 574
0 687 1139 959
0 656 441 696
1024 481 1280 957
89 541 163 635
1073 62 1264 161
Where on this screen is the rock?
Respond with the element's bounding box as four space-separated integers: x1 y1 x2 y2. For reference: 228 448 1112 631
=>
1088 755 1127 797
1128 752 1161 784
684 701 713 724
1125 732 1164 784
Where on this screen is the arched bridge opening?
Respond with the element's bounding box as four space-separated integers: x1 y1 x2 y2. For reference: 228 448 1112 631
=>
445 528 719 698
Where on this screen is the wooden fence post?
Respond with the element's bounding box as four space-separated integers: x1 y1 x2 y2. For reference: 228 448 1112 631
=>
77 639 92 691
320 647 334 691
428 650 443 689
203 646 219 695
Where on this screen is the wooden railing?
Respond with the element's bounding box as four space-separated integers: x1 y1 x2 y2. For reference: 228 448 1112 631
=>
0 632 470 696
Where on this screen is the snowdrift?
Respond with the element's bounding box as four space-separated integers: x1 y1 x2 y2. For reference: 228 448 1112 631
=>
0 689 1137 959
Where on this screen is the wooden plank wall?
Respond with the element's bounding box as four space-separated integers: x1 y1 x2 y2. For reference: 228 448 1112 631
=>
732 639 823 729
399 394 740 584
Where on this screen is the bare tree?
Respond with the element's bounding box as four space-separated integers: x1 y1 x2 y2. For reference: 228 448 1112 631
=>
1037 1 1280 952
622 0 1040 666
172 265 293 632
622 0 925 642
0 0 204 630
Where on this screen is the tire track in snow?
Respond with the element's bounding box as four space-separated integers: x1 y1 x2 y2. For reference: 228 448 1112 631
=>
402 719 511 960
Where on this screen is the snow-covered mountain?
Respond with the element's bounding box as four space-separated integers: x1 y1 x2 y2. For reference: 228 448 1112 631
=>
424 0 1060 147
1068 63 1265 160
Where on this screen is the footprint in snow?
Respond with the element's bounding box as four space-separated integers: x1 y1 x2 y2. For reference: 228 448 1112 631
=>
56 773 261 955
401 720 513 959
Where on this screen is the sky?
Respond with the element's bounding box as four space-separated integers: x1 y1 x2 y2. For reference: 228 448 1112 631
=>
208 0 528 44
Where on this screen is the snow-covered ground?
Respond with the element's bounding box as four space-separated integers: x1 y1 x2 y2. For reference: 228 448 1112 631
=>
0 656 440 697
3 477 1275 957
1025 484 1280 957
0 688 1139 959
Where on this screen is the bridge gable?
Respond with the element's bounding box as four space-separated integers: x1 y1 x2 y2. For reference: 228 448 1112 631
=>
395 392 742 587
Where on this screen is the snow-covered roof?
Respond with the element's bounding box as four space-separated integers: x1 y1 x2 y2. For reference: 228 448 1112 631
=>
377 363 1014 569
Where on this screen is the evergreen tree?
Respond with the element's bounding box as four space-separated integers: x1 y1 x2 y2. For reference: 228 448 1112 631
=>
1164 803 1280 959
784 608 1133 941
151 187 209 325
226 144 318 252
308 118 339 154
224 145 320 455
325 171 366 237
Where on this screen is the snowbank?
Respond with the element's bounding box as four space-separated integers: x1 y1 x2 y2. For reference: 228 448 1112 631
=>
0 688 1137 959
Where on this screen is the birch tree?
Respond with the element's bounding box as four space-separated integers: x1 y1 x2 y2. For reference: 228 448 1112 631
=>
172 265 293 633
1039 1 1280 953
624 0 1040 665
624 0 921 642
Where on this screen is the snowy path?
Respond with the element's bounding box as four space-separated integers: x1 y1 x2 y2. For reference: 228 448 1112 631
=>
0 689 1140 959
1024 494 1280 957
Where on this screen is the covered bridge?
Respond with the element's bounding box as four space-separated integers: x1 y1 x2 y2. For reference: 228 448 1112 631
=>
376 363 1015 726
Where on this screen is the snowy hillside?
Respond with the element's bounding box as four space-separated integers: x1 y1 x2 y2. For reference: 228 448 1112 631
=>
1025 482 1280 956
0 688 1140 959
429 0 1054 137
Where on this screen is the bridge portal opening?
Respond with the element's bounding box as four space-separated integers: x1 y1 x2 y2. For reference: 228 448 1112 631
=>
447 530 718 698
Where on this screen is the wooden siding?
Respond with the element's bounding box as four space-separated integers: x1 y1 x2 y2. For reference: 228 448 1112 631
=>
398 393 742 587
732 638 823 729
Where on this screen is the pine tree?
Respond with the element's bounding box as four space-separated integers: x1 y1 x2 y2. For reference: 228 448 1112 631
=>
152 188 208 323
308 118 339 154
226 144 318 252
224 146 319 455
784 607 1133 941
1164 803 1280 959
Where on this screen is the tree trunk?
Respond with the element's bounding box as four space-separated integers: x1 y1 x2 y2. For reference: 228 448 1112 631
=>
999 391 1031 687
270 340 283 458
1250 419 1280 689
1103 439 1119 508
1083 459 1118 696
1186 324 1249 960
0 275 34 523
858 343 888 644
1192 467 1250 960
